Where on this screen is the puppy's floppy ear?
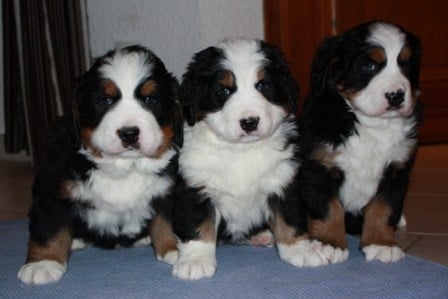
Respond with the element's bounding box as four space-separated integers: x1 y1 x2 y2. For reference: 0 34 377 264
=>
310 36 339 96
179 46 222 126
69 77 85 147
168 75 184 147
260 41 299 114
405 31 422 90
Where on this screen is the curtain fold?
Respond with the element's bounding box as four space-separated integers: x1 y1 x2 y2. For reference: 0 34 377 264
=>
3 0 90 167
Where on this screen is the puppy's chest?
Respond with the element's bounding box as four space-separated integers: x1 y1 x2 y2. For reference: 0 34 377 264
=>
181 139 296 199
181 128 298 235
333 119 416 212
70 157 173 236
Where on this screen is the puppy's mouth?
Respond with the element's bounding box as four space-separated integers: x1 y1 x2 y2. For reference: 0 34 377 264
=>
121 141 141 150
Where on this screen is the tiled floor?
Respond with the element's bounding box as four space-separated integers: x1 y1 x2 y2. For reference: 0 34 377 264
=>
0 145 447 265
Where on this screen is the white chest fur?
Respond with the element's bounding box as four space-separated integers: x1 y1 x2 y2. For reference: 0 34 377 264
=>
71 149 175 236
180 121 298 239
334 115 417 213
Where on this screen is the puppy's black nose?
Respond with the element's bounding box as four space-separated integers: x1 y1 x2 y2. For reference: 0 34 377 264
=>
385 90 405 108
240 117 260 133
117 126 140 145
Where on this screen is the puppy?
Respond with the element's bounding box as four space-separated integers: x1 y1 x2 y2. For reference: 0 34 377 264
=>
172 39 328 280
18 45 181 285
299 21 421 263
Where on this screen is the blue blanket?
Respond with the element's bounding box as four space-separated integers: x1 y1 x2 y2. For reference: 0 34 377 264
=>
2 221 447 298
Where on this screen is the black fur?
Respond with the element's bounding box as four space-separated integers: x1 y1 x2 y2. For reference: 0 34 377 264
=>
24 46 180 260
173 39 304 244
299 21 422 247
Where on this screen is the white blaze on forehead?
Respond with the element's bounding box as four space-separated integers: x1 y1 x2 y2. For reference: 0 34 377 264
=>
218 39 266 86
99 51 153 97
368 23 405 64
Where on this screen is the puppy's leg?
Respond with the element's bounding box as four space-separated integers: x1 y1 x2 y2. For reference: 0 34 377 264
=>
18 195 73 285
308 198 349 264
269 211 328 267
18 228 72 285
172 185 217 280
300 160 349 264
173 216 217 280
269 193 328 267
361 162 411 263
150 214 178 265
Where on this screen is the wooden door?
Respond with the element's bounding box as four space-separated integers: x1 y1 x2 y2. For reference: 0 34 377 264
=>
265 0 448 144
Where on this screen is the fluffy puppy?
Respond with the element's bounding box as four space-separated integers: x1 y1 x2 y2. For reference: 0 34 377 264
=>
299 21 421 263
18 45 181 285
172 39 328 280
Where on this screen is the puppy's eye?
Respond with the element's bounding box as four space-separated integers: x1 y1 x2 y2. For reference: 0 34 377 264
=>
143 95 160 107
216 88 231 98
97 96 114 107
361 62 378 73
255 80 271 92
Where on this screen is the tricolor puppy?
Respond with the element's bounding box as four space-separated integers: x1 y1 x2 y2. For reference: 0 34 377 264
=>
172 39 328 280
299 21 421 263
18 46 181 285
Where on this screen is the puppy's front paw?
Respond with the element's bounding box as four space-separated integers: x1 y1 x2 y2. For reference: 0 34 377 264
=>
277 239 329 267
362 244 404 263
311 240 349 264
172 241 216 280
18 260 66 285
157 250 178 265
249 230 275 247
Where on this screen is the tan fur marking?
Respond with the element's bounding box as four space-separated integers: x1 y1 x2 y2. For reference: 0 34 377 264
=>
219 71 234 88
150 214 177 258
154 125 174 158
80 127 102 157
198 217 217 243
308 199 348 249
361 196 396 248
60 180 76 200
102 79 119 97
310 144 340 168
399 45 412 62
26 228 72 264
369 47 386 64
338 86 359 102
269 212 308 246
140 80 157 97
257 69 266 81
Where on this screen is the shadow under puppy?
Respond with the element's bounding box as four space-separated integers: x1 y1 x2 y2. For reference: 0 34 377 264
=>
172 38 330 280
18 45 182 285
299 21 422 264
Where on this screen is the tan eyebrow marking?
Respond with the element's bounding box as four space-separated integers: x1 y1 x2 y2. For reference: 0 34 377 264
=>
102 79 119 97
140 80 157 96
369 47 386 64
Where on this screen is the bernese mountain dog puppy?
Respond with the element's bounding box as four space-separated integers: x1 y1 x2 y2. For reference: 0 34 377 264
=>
172 39 329 280
299 21 421 264
18 45 182 285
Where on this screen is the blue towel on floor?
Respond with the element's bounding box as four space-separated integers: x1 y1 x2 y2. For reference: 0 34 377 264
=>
1 220 447 298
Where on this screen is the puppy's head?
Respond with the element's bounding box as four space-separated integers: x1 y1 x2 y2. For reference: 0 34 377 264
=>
311 21 421 118
180 39 299 143
73 45 180 158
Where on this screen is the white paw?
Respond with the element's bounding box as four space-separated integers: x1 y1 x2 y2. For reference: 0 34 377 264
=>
71 238 90 251
157 250 178 265
249 230 275 247
172 241 216 280
277 239 329 267
18 260 67 285
133 236 152 247
311 240 349 264
362 244 405 263
397 215 407 228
